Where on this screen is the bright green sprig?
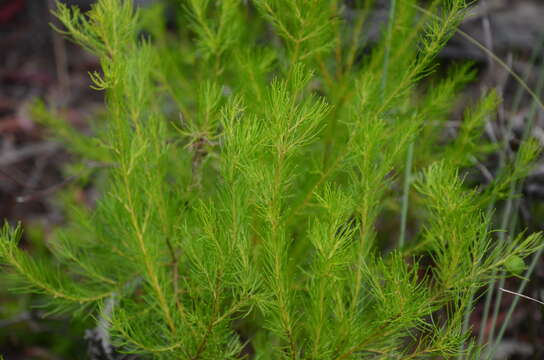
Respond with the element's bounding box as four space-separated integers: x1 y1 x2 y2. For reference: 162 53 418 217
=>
0 0 542 359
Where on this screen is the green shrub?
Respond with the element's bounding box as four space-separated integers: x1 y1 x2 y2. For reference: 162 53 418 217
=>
1 0 542 359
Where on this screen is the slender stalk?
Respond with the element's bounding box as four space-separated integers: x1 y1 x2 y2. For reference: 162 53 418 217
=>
485 186 516 344
122 176 176 334
382 0 413 249
459 202 495 359
499 287 544 306
478 181 519 349
399 143 413 248
477 271 495 344
344 0 373 75
382 0 397 91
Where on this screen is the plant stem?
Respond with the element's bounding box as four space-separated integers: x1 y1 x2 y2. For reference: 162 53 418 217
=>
383 0 413 249
382 0 397 92
399 142 413 248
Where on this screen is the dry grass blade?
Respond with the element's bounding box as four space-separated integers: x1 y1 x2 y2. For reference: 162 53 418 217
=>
499 287 544 306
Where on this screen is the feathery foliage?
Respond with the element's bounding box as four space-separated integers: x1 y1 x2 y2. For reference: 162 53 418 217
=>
1 0 543 359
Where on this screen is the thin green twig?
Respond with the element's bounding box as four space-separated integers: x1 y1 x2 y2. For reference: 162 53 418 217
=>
383 0 413 249
399 143 413 248
382 0 397 91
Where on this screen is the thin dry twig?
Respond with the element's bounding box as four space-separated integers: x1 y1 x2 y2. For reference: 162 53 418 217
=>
499 287 544 306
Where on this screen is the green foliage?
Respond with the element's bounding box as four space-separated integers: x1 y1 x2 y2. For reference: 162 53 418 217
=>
504 255 526 276
1 0 543 359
